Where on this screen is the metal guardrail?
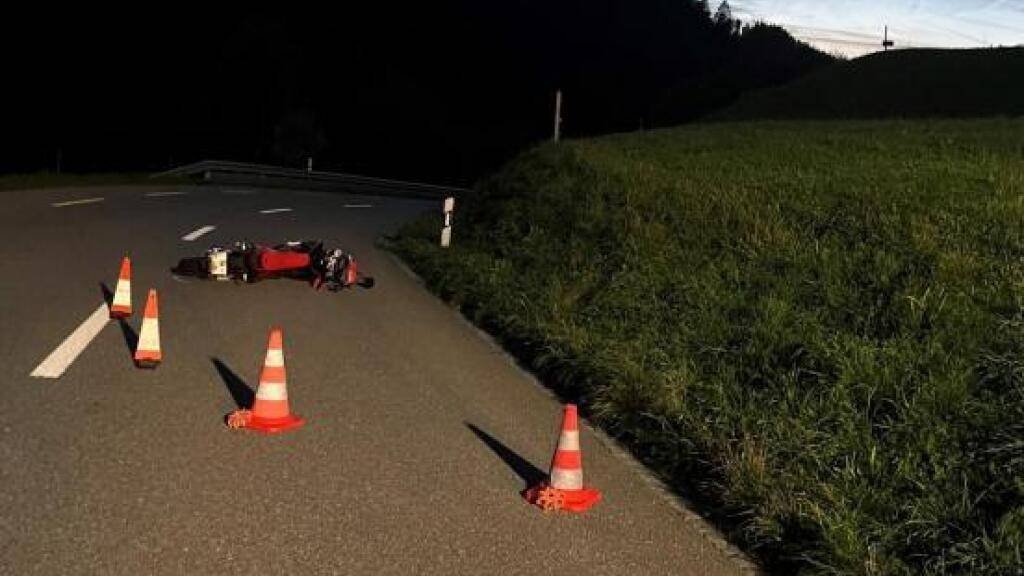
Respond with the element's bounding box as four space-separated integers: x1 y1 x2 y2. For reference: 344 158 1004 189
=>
153 160 470 199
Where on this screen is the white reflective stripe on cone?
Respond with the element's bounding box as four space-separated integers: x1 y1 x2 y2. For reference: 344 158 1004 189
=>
264 349 285 367
557 430 580 451
138 320 160 350
551 468 583 490
256 382 288 401
114 282 131 305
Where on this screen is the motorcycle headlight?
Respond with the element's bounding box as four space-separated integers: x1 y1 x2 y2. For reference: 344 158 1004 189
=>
209 251 229 279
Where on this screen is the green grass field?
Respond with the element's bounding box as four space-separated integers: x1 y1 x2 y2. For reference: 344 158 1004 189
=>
392 119 1024 574
0 171 187 192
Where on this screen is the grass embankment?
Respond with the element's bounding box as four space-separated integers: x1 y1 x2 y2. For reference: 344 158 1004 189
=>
392 119 1024 574
0 171 187 192
718 48 1024 121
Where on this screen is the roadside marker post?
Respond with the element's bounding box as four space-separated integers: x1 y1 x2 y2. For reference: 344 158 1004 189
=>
441 196 454 248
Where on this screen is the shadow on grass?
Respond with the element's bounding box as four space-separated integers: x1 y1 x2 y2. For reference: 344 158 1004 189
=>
212 357 254 409
465 422 546 487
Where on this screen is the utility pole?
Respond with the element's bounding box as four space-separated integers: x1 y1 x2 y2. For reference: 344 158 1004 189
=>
882 26 894 51
553 89 563 142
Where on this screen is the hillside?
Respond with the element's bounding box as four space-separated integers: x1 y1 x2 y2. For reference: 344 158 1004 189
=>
716 47 1024 120
393 119 1024 573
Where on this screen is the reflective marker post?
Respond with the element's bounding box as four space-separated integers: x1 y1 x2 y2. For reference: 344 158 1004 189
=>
441 196 454 248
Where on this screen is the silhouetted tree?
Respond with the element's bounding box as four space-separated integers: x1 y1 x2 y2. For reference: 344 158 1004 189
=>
714 1 733 25
272 109 328 167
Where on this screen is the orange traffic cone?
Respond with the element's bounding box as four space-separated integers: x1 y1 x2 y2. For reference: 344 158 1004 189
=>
524 404 602 512
110 256 132 318
226 328 305 434
134 289 161 368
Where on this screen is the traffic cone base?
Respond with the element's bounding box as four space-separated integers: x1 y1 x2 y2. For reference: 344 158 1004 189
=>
134 357 160 369
523 484 602 513
245 413 306 434
560 487 602 512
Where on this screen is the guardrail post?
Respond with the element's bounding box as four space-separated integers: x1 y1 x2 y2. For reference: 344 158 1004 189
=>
441 196 454 248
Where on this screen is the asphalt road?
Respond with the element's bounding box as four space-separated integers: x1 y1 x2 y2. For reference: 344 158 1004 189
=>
0 184 753 575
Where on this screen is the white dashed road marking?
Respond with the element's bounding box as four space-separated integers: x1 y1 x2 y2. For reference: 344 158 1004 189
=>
30 304 110 378
260 208 293 214
145 191 187 197
182 225 216 241
51 197 104 207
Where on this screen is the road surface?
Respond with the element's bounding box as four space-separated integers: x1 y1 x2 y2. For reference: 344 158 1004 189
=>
0 184 754 575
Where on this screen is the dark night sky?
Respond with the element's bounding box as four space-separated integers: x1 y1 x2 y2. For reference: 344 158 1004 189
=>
5 5 559 181
2 3 828 183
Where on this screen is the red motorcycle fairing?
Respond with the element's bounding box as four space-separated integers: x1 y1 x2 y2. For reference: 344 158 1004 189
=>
257 249 311 273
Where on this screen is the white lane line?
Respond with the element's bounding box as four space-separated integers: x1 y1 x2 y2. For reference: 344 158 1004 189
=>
344 204 373 209
30 304 110 378
182 225 216 241
51 197 104 208
145 191 187 197
259 208 293 214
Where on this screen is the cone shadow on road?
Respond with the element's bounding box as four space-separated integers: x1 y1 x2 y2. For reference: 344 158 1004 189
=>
100 282 138 360
465 423 546 487
212 358 254 409
100 282 114 307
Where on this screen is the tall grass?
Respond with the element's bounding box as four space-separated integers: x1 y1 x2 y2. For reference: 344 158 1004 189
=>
393 119 1024 574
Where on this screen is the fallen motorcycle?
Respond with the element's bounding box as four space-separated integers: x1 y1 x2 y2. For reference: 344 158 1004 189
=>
171 240 374 291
